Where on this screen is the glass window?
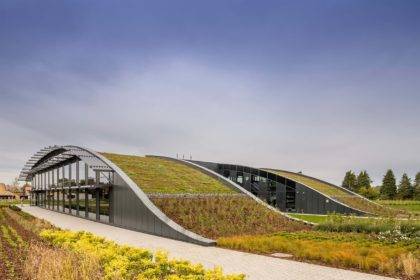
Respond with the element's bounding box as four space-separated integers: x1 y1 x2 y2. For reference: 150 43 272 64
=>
63 166 70 213
99 187 110 223
78 188 87 217
86 188 96 220
51 170 55 209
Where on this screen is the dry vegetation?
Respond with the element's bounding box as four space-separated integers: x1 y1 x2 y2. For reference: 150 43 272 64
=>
102 153 236 194
0 206 100 280
151 195 309 239
218 231 419 279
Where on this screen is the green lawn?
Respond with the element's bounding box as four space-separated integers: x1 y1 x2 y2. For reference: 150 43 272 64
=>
377 200 420 217
287 213 329 224
102 153 237 194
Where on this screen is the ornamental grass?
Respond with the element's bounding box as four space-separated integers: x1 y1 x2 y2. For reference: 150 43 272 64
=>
151 195 309 239
218 231 419 278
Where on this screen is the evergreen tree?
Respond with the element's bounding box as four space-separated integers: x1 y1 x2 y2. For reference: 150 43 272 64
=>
397 173 413 199
380 169 397 199
414 172 420 200
356 170 371 190
341 171 357 191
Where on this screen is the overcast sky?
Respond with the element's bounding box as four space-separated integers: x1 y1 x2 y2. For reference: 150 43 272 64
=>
1 0 419 186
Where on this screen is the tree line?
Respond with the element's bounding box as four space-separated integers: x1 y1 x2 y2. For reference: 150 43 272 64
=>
341 170 420 200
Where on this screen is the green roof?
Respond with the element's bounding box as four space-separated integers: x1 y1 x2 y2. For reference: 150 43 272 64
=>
270 170 349 197
267 170 390 215
102 153 237 194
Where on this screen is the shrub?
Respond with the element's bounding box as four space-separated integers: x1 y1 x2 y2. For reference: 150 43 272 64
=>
8 205 21 212
40 229 244 280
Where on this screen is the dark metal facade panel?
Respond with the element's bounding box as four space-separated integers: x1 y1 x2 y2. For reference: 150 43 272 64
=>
199 161 367 215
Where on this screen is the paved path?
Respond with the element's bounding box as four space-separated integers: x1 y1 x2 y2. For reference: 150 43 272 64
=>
22 206 394 280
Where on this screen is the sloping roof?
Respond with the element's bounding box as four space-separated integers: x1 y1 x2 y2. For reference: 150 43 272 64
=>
0 185 16 197
101 153 237 194
267 169 389 215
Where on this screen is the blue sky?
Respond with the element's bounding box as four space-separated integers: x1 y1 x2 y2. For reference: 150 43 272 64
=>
1 0 419 185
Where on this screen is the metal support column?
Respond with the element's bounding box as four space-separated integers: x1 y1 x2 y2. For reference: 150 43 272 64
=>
76 161 79 216
68 164 72 214
95 171 100 221
61 166 65 211
84 163 89 218
56 168 60 211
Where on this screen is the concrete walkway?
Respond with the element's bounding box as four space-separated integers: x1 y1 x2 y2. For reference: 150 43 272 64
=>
21 206 395 280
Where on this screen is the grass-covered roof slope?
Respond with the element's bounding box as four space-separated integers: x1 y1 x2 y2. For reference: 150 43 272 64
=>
267 169 394 216
102 153 237 194
151 196 310 239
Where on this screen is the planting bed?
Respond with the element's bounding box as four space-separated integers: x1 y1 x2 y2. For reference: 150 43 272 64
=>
102 153 236 194
218 230 419 279
151 195 309 239
0 206 53 280
0 206 244 279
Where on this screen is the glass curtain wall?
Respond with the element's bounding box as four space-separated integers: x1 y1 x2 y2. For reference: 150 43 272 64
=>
51 169 55 210
63 165 70 213
78 163 88 218
69 163 77 215
219 164 297 212
56 168 62 211
31 160 113 224
46 171 51 209
87 167 96 220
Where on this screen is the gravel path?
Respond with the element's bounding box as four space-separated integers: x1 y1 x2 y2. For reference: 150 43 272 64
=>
22 206 395 280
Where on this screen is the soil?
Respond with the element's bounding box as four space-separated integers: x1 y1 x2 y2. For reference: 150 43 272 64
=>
0 208 44 280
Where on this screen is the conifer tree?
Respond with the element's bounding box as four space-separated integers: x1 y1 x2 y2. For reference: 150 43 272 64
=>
380 169 397 199
341 171 357 191
397 173 413 199
414 172 420 200
357 171 371 190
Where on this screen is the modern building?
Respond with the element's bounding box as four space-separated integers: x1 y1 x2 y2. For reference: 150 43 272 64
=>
19 145 381 245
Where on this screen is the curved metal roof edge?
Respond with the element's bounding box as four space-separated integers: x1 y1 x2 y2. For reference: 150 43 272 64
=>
147 155 315 226
21 145 215 246
262 169 374 215
91 148 216 245
177 158 372 216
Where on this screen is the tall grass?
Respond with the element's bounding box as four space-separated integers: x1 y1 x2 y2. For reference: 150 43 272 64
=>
151 196 309 238
25 242 103 280
218 231 420 278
